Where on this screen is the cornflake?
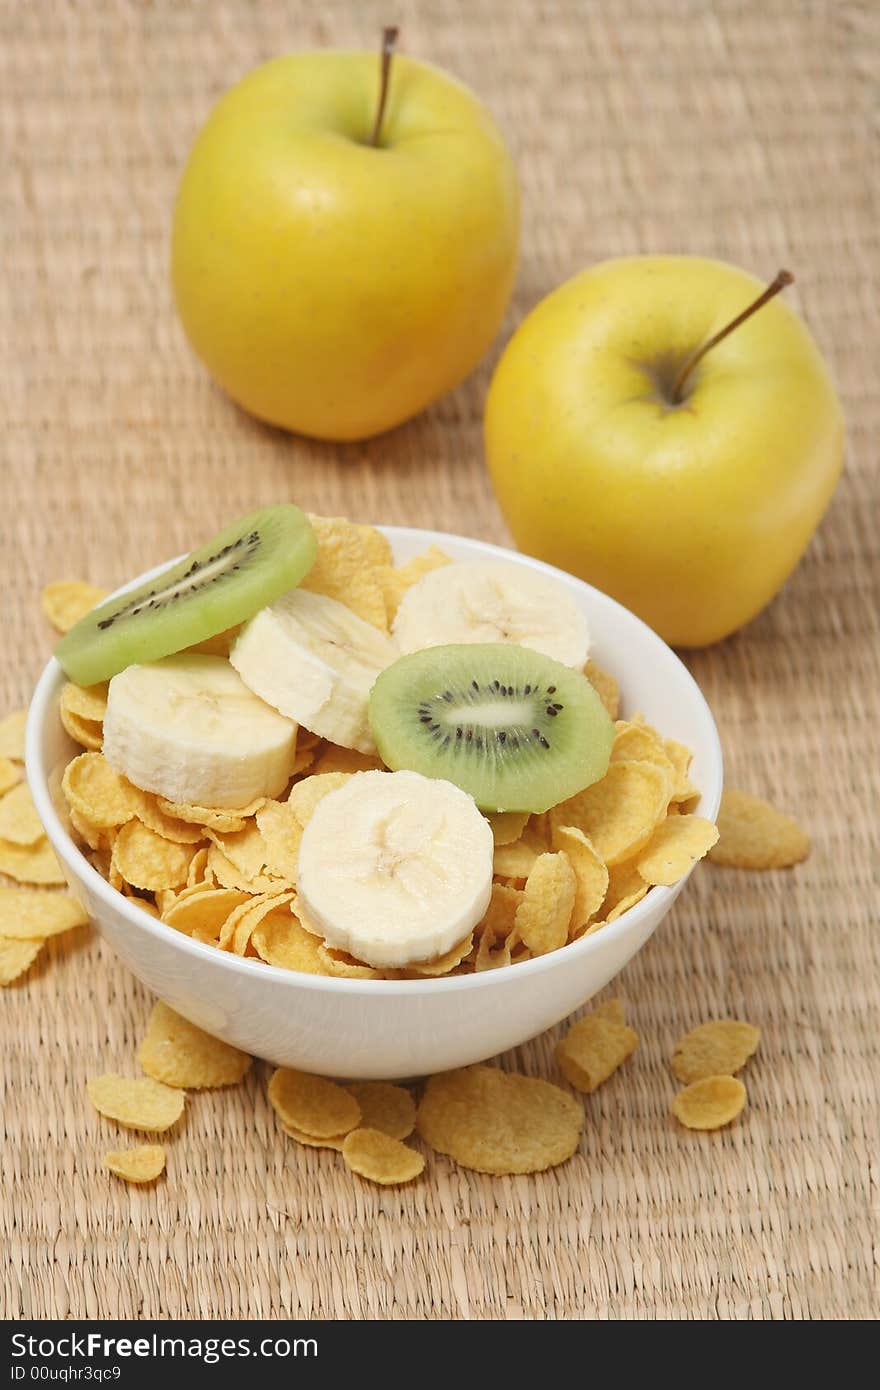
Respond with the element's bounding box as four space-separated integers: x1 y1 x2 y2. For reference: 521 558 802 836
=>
0 837 65 886
671 1019 760 1084
104 1144 166 1184
0 711 27 760
551 760 668 865
708 789 810 869
41 581 108 633
513 852 576 955
0 783 49 846
138 1000 252 1088
417 1066 583 1175
342 1128 425 1185
268 1068 361 1138
672 1075 746 1131
556 1004 639 1093
0 936 44 984
637 815 719 886
344 1082 416 1140
0 888 87 939
86 1074 185 1132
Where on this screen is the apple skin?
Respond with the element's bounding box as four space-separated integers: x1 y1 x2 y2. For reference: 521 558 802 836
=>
484 256 844 647
171 52 519 442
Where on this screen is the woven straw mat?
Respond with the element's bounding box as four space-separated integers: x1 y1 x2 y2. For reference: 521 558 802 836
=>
2 0 878 1320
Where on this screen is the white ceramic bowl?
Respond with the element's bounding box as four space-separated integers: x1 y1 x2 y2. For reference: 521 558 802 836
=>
26 528 722 1079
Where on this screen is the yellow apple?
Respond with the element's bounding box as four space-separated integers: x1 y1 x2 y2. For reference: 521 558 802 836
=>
172 43 519 441
484 256 844 646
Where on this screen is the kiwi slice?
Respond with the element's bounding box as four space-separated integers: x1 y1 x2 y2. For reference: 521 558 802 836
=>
369 643 614 813
55 504 317 685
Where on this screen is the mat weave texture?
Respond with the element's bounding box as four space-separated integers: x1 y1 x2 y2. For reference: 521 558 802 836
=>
2 0 878 1320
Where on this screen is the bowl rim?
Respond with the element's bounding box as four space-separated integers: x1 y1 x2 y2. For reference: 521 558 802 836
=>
26 524 723 997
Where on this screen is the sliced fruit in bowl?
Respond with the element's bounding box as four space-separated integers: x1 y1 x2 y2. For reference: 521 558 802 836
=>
229 589 398 755
368 643 614 813
103 654 298 809
54 504 316 686
297 769 494 969
28 518 722 1074
391 559 591 668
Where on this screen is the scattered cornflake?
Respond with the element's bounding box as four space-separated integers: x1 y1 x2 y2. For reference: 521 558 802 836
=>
268 1068 361 1138
252 910 327 973
286 772 351 827
550 760 669 866
0 835 66 885
281 1123 347 1150
375 545 451 626
604 884 648 922
309 745 384 776
186 846 210 888
156 798 253 833
205 821 266 881
0 757 22 795
0 887 88 939
0 710 27 760
86 1073 185 1132
417 1066 583 1175
219 891 294 956
473 882 521 970
405 933 474 976
594 997 626 1024
486 811 530 846
610 719 674 790
206 843 267 893
556 1004 639 1093
135 799 205 845
60 682 108 724
42 581 108 633
550 825 609 934
637 815 719 886
344 1081 416 1140
671 1019 760 1085
664 737 698 803
583 659 620 720
708 789 810 869
104 1144 166 1184
300 515 390 630
255 800 303 883
672 1075 746 1131
59 704 103 750
474 928 511 972
62 752 142 828
342 1128 425 1185
492 828 546 881
0 782 46 846
138 1000 252 1088
317 943 382 978
130 897 160 919
600 859 647 919
111 820 194 892
513 852 576 955
0 935 44 984
70 783 202 852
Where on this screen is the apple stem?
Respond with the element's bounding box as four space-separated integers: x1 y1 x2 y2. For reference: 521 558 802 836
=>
670 269 795 404
369 25 399 147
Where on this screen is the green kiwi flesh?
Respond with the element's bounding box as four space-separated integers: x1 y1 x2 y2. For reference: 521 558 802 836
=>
369 643 614 813
54 504 317 685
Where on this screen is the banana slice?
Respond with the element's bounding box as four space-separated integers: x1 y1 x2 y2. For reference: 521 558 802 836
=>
103 654 297 809
297 770 494 968
230 589 399 754
392 560 590 669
